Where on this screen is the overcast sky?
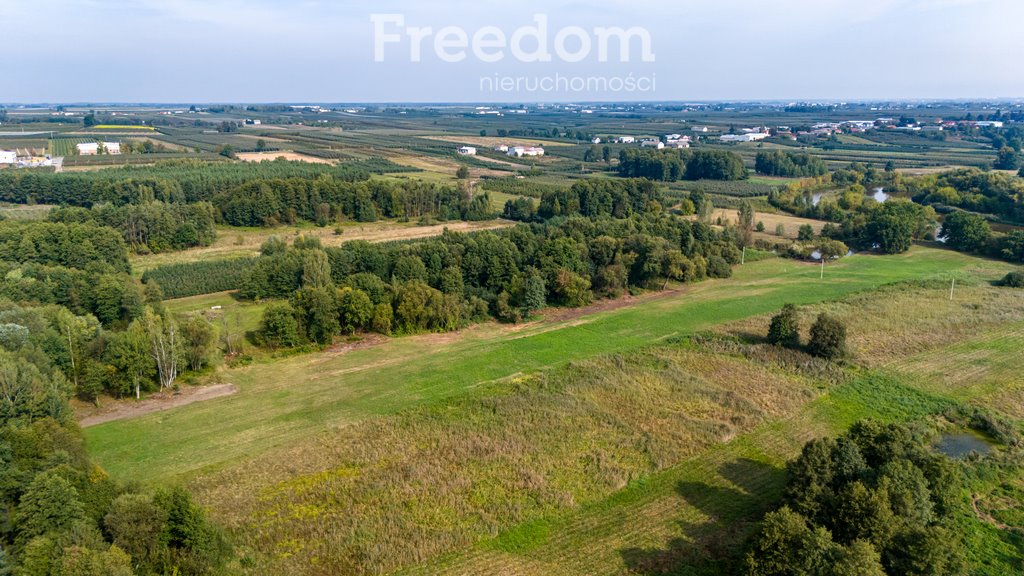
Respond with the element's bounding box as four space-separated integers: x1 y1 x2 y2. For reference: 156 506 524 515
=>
4 0 1023 103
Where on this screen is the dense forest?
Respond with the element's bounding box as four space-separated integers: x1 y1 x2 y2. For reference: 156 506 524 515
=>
755 150 828 178
0 159 492 231
240 213 742 345
617 149 748 182
502 178 665 222
0 226 231 573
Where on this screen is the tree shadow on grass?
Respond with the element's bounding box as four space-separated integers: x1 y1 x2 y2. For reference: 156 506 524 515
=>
619 458 785 575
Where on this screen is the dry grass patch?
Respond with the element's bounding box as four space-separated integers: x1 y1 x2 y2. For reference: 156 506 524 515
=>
192 345 819 575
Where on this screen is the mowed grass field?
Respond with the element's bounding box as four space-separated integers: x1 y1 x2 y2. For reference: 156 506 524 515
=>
83 247 1021 574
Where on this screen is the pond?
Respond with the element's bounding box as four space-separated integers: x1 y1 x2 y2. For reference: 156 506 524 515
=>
934 431 994 459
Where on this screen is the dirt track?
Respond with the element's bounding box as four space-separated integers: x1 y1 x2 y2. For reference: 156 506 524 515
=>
79 384 238 427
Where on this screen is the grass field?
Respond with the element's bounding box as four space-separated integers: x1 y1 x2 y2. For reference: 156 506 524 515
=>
82 244 1022 574
89 247 1005 486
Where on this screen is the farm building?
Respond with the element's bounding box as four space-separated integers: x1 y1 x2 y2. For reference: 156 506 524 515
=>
457 146 477 156
613 136 636 144
0 150 16 164
719 133 769 143
76 142 121 155
493 144 509 153
591 137 601 144
641 140 665 149
507 146 545 157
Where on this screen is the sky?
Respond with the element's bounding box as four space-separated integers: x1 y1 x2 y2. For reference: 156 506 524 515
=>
3 0 1023 103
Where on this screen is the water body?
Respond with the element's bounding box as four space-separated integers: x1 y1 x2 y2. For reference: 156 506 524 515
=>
934 432 993 459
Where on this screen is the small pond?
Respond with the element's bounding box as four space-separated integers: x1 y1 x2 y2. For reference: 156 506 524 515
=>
934 431 994 459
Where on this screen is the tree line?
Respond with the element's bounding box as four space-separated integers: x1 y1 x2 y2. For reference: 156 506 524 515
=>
755 150 828 178
48 202 217 254
503 178 664 222
239 214 742 347
617 149 748 182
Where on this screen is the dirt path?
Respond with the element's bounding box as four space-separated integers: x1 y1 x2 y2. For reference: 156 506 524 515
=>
78 384 238 428
971 493 1023 533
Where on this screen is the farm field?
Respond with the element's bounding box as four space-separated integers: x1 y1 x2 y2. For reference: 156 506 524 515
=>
83 247 1020 574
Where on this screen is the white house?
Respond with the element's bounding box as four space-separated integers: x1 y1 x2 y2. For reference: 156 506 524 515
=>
974 121 1004 128
0 150 16 164
493 144 509 153
641 140 665 149
614 136 636 144
591 137 602 144
457 146 477 156
507 146 545 157
664 134 682 141
102 142 121 155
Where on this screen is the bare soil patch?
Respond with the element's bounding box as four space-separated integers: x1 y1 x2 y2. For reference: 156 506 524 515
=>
78 384 238 427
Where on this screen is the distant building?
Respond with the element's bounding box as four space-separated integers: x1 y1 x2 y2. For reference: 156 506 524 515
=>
76 142 120 155
591 137 601 144
457 146 477 156
974 121 1004 128
493 144 509 153
641 140 665 149
614 136 636 144
664 134 682 141
507 146 545 157
0 150 16 164
719 133 769 143
691 126 709 133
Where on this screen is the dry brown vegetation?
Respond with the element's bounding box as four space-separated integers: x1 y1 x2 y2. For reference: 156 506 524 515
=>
193 346 821 575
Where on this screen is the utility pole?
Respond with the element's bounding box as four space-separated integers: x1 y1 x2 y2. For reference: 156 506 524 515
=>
820 258 825 279
950 278 956 300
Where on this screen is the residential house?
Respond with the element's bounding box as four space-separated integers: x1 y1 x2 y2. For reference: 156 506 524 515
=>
0 150 16 164
457 146 477 156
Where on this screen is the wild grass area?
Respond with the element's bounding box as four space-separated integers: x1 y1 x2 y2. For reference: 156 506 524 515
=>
81 246 1021 573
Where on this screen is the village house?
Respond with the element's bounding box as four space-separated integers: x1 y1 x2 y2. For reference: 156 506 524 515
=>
641 139 665 149
0 150 16 164
457 146 477 156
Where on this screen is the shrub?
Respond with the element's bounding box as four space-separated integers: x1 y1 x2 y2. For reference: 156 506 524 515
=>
999 270 1024 288
706 255 732 279
767 304 800 348
808 313 847 359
